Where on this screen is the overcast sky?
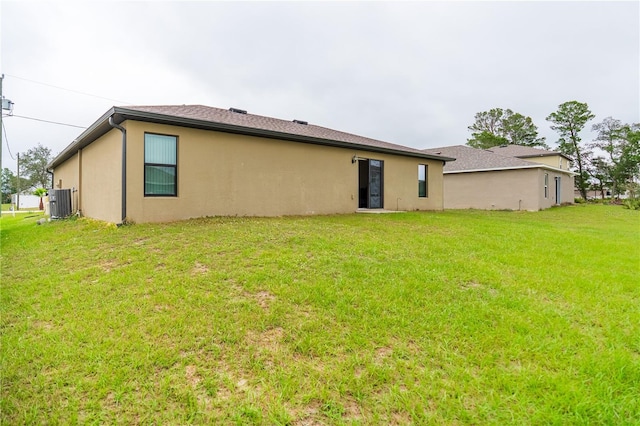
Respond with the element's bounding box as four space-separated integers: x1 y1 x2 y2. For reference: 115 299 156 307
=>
1 1 638 172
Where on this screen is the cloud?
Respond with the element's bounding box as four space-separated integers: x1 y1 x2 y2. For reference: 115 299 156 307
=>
1 1 637 172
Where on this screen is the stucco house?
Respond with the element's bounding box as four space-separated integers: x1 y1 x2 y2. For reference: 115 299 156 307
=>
485 144 572 171
422 145 574 211
47 105 454 224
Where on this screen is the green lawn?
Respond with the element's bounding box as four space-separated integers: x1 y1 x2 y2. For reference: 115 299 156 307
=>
2 206 639 424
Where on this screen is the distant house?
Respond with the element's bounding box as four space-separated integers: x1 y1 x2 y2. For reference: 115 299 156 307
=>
580 188 611 200
10 194 40 210
485 144 572 171
422 145 575 211
47 105 454 224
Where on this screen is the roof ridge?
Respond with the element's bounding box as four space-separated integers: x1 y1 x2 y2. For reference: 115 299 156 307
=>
487 144 561 155
125 104 314 125
123 104 432 155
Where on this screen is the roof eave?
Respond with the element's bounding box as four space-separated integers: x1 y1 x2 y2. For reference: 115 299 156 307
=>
47 107 117 170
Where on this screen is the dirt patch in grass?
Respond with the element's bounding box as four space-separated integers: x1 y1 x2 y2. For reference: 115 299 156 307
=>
460 280 483 290
247 290 276 310
295 396 366 424
214 384 232 402
103 392 118 412
460 280 498 296
291 400 324 426
185 365 201 387
32 320 54 330
375 346 393 363
191 262 209 275
236 378 249 391
213 363 258 400
247 327 284 352
390 410 413 425
353 366 365 379
292 419 324 426
100 260 116 272
343 395 363 421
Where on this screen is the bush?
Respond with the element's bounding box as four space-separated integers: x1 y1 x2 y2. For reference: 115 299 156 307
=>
622 198 640 210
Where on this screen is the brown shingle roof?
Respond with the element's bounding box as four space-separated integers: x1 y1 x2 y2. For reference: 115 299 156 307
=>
423 145 538 172
486 144 571 160
123 104 441 157
48 104 454 169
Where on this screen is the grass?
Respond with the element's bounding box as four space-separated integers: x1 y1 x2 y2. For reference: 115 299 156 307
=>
1 205 639 424
1 203 42 212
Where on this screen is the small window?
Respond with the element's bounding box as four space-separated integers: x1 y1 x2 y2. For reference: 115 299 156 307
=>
145 133 177 196
544 173 549 198
418 164 428 197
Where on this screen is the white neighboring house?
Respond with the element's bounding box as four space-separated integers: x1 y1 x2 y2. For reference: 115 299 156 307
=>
11 194 41 210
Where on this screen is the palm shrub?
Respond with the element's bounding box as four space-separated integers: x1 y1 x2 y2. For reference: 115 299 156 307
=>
33 187 47 211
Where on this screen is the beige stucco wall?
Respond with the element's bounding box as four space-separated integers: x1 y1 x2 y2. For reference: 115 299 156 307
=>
123 121 444 223
537 168 574 207
525 155 571 171
443 168 573 211
53 121 446 223
51 152 80 213
80 129 122 223
52 129 122 223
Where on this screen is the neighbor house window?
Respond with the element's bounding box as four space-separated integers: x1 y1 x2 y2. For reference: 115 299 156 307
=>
145 133 177 196
418 164 428 197
544 173 549 198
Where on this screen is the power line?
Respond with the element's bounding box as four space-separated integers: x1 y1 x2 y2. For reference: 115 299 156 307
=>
2 121 15 161
5 74 134 105
5 114 86 129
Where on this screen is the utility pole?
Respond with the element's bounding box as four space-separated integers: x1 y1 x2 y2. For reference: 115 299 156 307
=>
1 73 3 218
16 153 20 211
1 74 15 215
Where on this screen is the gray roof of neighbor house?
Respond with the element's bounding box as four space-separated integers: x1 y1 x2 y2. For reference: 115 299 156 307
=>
486 144 572 161
423 145 574 174
48 105 454 169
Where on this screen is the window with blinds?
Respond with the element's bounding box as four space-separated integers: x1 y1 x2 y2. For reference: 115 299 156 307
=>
144 133 177 196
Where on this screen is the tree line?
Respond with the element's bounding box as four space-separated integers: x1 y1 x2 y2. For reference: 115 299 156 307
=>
467 101 640 201
1 144 52 204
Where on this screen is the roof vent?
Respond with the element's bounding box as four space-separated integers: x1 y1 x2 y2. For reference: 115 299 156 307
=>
229 107 247 114
293 119 308 125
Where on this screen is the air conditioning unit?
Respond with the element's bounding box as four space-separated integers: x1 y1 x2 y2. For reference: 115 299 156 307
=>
49 189 72 219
